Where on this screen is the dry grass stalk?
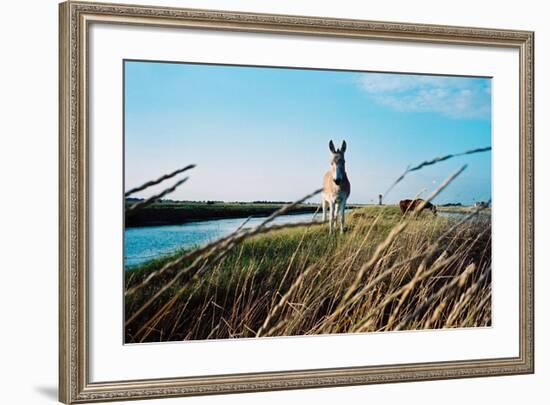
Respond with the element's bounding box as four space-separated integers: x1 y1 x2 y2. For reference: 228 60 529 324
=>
127 176 190 214
383 146 490 199
125 164 196 197
394 263 476 331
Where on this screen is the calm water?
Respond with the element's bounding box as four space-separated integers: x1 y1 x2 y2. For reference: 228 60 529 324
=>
124 212 321 269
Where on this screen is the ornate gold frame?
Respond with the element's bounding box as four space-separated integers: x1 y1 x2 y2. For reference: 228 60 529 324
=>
59 1 534 403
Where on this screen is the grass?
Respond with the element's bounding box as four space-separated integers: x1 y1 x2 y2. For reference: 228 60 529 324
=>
125 204 491 342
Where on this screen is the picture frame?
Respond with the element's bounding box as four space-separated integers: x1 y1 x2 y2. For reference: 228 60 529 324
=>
59 1 534 403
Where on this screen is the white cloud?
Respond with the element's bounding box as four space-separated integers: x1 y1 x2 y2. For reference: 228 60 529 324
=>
358 73 491 120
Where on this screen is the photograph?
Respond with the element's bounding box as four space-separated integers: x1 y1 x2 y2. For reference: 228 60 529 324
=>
123 60 493 343
52 1 537 402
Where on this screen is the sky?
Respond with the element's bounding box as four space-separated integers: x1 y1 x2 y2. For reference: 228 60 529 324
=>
124 61 492 205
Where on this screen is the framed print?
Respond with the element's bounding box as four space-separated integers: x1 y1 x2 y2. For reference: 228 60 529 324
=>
59 1 534 403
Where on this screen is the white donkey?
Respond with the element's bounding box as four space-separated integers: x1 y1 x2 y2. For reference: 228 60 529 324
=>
322 140 351 234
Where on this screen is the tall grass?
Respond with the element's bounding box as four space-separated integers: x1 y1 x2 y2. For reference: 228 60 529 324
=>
124 148 492 343
125 204 491 342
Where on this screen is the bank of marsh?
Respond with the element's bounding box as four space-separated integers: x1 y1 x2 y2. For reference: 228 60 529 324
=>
125 205 491 342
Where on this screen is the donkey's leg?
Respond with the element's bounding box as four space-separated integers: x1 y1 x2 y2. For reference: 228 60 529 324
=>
335 200 341 232
328 201 335 233
322 199 327 222
339 201 346 234
334 201 340 233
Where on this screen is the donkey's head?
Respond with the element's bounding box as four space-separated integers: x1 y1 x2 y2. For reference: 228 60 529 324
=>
329 140 347 186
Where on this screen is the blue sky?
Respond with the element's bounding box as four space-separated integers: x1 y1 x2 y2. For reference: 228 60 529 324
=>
124 61 492 205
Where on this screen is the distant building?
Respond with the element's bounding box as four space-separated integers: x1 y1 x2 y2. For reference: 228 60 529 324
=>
378 194 383 205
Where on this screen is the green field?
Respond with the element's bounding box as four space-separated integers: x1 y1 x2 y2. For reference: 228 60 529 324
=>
125 205 492 342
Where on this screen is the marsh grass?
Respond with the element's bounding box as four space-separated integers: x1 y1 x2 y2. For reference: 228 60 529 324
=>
125 204 491 342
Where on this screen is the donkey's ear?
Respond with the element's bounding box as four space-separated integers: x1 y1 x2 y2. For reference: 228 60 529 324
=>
329 140 336 153
340 140 347 153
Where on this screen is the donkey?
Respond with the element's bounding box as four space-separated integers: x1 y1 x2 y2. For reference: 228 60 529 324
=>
322 140 351 234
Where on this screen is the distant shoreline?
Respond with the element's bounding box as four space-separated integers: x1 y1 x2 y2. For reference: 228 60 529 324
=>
125 201 325 228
